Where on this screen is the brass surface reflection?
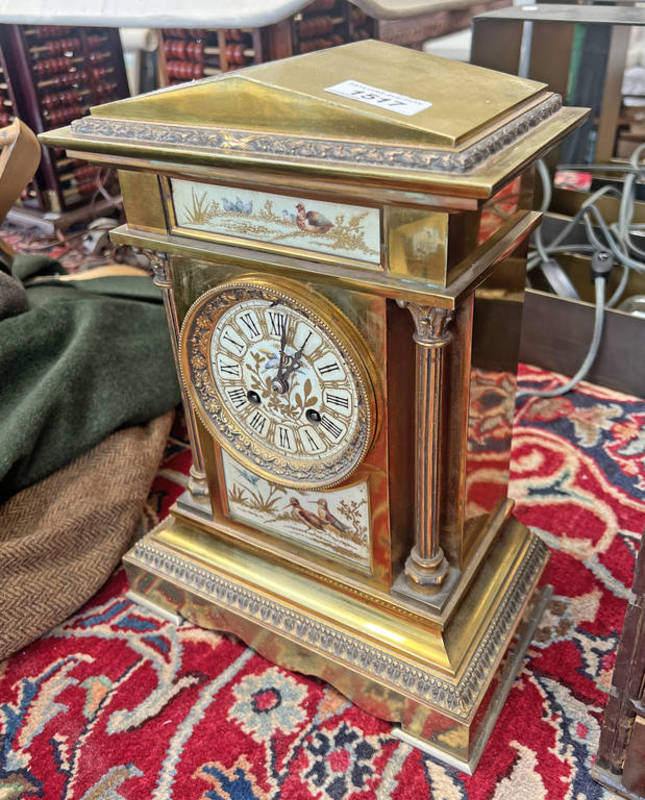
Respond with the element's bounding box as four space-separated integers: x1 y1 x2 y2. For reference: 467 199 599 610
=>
463 241 527 559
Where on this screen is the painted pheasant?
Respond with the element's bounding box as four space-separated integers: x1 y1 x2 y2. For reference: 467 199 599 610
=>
295 203 334 234
286 498 326 531
316 499 349 534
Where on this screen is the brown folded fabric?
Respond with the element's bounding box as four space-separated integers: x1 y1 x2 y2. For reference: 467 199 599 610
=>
0 411 174 661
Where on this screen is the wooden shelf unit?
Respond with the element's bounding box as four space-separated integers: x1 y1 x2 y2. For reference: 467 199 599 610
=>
156 0 511 88
0 24 129 214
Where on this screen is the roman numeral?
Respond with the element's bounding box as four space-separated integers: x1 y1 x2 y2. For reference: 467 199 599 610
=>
239 312 260 339
222 332 244 353
326 392 349 409
219 359 241 378
248 411 267 435
268 311 288 337
226 387 247 409
318 360 340 375
278 426 293 450
320 414 343 440
303 430 321 451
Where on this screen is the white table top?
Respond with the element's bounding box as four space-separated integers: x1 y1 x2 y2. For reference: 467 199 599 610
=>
0 0 460 27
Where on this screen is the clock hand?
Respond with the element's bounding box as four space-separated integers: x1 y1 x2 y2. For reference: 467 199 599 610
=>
277 325 288 376
271 325 289 394
282 346 304 381
280 331 312 384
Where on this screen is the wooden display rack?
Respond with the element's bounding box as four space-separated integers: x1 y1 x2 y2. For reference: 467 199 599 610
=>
156 0 511 88
0 24 129 224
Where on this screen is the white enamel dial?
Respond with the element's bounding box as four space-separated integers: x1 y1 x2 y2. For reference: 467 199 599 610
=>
180 275 377 489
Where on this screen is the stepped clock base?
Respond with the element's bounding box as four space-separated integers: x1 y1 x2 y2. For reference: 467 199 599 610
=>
392 583 551 773
123 510 549 769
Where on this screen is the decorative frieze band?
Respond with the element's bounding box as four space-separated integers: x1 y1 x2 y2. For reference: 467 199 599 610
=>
72 95 561 175
131 533 548 718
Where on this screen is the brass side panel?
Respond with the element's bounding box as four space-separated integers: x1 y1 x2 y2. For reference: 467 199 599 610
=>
463 238 527 564
118 170 167 233
440 235 527 569
386 207 448 284
385 299 415 576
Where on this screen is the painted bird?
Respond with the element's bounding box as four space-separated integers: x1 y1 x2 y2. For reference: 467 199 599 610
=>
316 499 349 534
234 466 260 486
235 196 253 214
286 498 326 531
295 203 334 234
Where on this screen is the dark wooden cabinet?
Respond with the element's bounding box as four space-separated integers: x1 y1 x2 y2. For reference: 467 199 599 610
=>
593 537 645 799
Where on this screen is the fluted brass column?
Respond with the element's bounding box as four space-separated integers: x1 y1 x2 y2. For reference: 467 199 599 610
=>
403 303 454 586
146 250 210 502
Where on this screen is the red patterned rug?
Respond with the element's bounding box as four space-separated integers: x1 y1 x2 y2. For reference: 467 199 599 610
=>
1 365 643 800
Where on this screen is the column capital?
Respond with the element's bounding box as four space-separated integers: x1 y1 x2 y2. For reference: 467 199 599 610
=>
140 248 171 287
400 302 455 345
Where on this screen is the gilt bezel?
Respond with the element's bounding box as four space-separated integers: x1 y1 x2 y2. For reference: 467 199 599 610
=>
179 274 378 489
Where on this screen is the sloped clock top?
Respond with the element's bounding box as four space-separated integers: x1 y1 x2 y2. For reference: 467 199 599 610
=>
87 40 549 149
40 40 588 192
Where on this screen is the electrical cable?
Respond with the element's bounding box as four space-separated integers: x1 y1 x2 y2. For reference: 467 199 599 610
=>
526 183 621 272
519 253 612 399
520 148 645 398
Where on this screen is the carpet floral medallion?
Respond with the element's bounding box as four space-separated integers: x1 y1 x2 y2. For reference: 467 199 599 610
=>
1 365 643 799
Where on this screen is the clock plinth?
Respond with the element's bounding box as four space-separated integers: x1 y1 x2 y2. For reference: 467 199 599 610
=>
124 502 548 773
41 40 588 770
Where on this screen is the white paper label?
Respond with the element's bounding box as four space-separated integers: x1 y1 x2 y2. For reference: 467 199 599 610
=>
324 79 432 116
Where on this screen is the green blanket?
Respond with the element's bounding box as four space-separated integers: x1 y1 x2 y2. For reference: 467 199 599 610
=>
0 255 180 502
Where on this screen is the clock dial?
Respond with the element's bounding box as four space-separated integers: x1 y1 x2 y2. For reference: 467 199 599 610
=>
179 275 377 488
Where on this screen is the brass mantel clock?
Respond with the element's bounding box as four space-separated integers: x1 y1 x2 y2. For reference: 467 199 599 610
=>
42 40 587 772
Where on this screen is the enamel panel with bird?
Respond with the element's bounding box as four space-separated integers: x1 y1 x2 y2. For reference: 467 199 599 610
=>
171 178 381 266
221 450 371 570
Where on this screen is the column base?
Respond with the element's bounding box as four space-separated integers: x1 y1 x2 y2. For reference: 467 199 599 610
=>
176 489 213 520
187 466 210 499
404 545 450 586
392 564 461 615
176 468 213 520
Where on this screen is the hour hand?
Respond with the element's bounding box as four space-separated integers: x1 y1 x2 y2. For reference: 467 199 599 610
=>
281 340 305 383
